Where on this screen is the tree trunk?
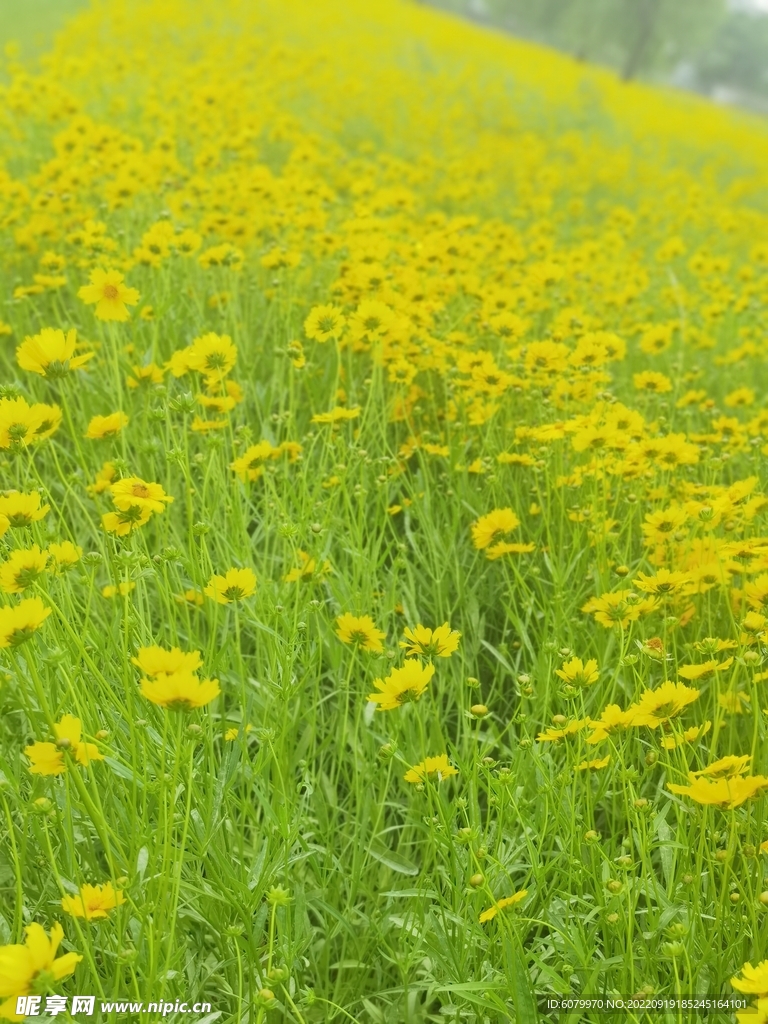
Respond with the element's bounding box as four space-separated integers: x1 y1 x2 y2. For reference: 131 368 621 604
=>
622 0 660 81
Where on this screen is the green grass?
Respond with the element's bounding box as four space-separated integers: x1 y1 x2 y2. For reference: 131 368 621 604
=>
0 0 85 59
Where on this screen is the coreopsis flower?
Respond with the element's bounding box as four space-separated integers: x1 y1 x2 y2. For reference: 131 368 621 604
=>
692 754 751 779
0 491 50 528
102 506 152 537
87 462 117 495
101 582 136 598
576 755 611 771
132 645 202 677
660 721 712 750
304 304 346 342
555 657 599 687
16 328 93 378
732 961 768 996
283 551 332 583
537 717 591 743
0 546 48 593
633 568 692 596
224 723 253 742
230 441 278 481
479 890 528 923
85 412 128 439
47 541 83 571
667 773 768 809
640 507 688 545
77 268 139 321
633 371 672 393
186 333 237 382
140 670 220 710
335 613 385 652
399 623 461 659
678 658 733 681
311 406 361 424
367 661 435 710
25 715 103 775
628 681 700 728
0 397 62 448
470 508 520 550
582 589 657 629
347 300 395 343
586 704 632 744
110 477 173 515
175 589 204 607
204 568 256 604
191 415 228 433
61 883 125 921
485 541 535 559
403 754 458 784
0 923 81 1019
0 597 51 648
126 362 165 388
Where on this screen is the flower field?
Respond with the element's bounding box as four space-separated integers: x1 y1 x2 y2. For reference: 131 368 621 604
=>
1 0 768 1020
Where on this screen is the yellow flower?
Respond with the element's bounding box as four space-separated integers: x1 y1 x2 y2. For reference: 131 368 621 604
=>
101 581 136 598
311 406 361 424
367 660 435 710
667 773 768 809
102 507 153 537
0 597 51 648
47 541 83 571
225 724 253 741
175 589 204 607
87 462 117 495
733 961 768 996
633 568 691 596
0 546 48 593
77 268 139 321
16 328 93 378
586 704 632 744
0 397 62 448
132 645 202 677
186 333 237 382
110 477 173 515
0 923 81 1019
204 568 257 604
537 717 592 743
479 890 528 923
628 681 700 727
230 441 278 481
126 362 165 388
140 670 220 710
61 883 125 921
632 371 672 393
25 715 103 775
283 551 332 583
399 623 461 658
304 304 346 342
403 753 458 784
576 755 611 771
678 658 733 680
691 754 751 779
85 412 128 439
555 657 599 687
335 613 385 652
0 491 50 529
470 507 520 550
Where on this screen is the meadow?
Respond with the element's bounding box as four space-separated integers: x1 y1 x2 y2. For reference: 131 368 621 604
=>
1 0 768 1021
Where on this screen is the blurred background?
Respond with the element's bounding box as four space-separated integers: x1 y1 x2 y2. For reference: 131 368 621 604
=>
1 0 767 115
428 0 768 113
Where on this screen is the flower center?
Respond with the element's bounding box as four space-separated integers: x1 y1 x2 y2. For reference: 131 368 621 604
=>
103 284 120 300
